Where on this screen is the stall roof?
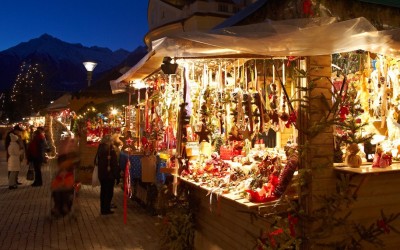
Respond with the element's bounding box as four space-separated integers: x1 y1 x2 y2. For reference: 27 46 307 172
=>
360 0 400 8
45 93 72 112
111 17 400 93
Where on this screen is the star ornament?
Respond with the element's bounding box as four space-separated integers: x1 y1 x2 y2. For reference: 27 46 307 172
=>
195 124 211 143
125 137 133 145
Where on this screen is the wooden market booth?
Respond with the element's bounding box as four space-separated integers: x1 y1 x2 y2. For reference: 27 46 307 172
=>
67 81 129 184
111 16 400 249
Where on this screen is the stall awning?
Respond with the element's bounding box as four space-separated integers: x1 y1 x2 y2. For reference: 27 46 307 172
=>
110 50 164 94
46 93 72 112
360 0 400 8
111 17 400 93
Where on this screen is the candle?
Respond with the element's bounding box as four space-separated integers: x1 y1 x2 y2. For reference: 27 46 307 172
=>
272 64 275 84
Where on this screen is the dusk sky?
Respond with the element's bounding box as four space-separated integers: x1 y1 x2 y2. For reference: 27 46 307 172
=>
0 1 149 52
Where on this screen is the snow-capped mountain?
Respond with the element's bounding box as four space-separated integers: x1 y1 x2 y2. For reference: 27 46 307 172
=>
0 33 131 93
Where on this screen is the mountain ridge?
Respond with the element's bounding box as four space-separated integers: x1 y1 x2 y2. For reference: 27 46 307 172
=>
0 33 147 122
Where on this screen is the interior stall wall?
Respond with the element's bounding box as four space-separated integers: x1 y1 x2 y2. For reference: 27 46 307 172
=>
307 56 400 248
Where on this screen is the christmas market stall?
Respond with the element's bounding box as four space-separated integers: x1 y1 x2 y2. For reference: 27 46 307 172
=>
109 80 175 211
68 92 126 184
45 93 74 157
111 17 400 249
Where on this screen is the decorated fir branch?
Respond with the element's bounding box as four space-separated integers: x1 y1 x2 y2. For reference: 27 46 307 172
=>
334 83 374 145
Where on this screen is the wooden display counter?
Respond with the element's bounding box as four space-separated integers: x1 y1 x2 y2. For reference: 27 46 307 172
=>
330 164 400 249
180 177 290 250
122 152 173 213
333 162 400 174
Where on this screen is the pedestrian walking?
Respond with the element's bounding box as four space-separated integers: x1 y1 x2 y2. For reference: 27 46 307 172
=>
7 133 24 189
51 136 80 217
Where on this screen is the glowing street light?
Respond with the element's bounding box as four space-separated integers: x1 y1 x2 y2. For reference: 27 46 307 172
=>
83 61 97 87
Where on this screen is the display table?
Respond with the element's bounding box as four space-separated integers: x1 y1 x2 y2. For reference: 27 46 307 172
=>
119 152 172 213
333 162 400 174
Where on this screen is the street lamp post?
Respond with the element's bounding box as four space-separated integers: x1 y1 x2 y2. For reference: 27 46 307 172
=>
83 61 97 87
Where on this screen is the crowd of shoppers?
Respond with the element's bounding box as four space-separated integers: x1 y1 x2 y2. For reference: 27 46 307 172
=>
4 124 126 217
5 124 50 189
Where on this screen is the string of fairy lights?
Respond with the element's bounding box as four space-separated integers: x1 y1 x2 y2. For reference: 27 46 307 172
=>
10 61 45 114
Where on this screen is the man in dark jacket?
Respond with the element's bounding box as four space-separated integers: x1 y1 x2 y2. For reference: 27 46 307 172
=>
27 127 49 187
95 135 119 215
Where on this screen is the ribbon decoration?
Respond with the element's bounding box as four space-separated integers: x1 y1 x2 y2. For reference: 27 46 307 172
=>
206 186 223 215
145 88 149 132
288 213 299 237
268 228 284 248
377 219 390 234
124 159 131 224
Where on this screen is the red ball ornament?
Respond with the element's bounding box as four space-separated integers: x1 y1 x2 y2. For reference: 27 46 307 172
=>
280 112 289 122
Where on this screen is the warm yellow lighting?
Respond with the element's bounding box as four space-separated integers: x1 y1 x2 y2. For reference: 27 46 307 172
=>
131 80 148 89
111 108 118 115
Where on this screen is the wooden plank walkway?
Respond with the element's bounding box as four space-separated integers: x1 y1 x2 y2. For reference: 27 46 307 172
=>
0 141 161 250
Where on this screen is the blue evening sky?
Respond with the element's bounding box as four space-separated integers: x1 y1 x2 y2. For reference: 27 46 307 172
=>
0 1 149 52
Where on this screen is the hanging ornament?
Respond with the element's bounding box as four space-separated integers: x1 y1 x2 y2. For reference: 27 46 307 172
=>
195 123 211 143
339 105 350 122
302 0 313 16
285 111 297 128
274 146 299 197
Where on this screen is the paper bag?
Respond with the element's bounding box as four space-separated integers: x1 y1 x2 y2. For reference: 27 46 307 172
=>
141 155 156 182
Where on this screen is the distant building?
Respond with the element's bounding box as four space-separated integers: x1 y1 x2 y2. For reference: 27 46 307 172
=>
145 0 256 49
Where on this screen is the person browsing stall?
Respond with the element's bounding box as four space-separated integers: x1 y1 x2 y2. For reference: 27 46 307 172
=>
95 135 119 215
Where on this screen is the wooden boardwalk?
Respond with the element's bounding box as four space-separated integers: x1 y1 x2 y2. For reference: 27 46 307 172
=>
0 141 161 250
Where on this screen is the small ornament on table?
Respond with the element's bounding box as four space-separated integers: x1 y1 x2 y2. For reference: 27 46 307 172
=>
380 151 392 168
371 145 393 168
372 146 383 168
345 143 362 168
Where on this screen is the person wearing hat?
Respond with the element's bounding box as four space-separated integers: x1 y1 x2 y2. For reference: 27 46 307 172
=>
4 125 25 185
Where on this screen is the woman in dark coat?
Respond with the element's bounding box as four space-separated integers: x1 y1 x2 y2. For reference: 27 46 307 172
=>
95 135 119 215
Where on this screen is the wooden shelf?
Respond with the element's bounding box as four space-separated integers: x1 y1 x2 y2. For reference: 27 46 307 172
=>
334 162 400 174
